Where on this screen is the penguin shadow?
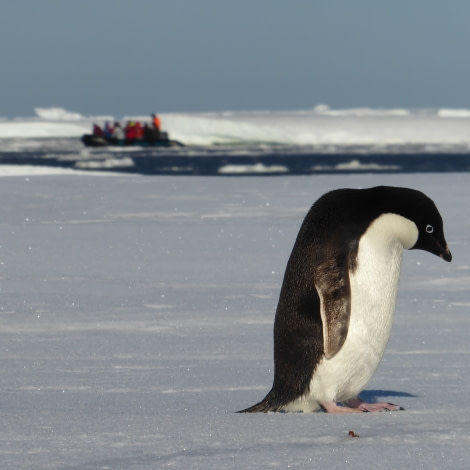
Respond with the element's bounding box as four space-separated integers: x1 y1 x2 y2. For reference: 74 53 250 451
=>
359 389 418 403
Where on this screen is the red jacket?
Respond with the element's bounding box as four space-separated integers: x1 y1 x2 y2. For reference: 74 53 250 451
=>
125 123 137 140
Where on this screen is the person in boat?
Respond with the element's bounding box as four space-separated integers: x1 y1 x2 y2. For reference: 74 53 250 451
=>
111 122 124 140
125 121 137 140
143 123 154 141
151 114 161 140
135 121 144 140
152 114 161 131
93 123 104 137
103 121 114 138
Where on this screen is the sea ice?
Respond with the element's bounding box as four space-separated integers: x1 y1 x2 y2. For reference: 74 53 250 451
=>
0 170 468 469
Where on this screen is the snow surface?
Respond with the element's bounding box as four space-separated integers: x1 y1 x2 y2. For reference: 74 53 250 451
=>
0 168 469 469
3 106 470 149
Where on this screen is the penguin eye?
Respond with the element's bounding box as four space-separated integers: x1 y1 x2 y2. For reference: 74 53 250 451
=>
425 225 434 234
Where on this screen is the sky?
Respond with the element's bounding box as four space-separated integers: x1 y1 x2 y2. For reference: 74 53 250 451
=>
2 0 470 118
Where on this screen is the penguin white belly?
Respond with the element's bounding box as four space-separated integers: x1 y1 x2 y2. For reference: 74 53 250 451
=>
310 242 403 404
286 213 419 412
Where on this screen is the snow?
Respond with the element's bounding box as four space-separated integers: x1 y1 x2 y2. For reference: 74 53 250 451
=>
0 168 468 468
34 107 85 121
0 165 108 177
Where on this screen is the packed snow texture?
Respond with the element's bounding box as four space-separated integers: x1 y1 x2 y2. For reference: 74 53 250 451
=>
2 106 470 149
0 169 468 468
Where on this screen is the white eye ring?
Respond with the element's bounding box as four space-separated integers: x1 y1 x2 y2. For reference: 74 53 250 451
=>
426 225 434 234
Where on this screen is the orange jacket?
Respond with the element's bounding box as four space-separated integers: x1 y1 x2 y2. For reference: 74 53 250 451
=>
153 115 161 130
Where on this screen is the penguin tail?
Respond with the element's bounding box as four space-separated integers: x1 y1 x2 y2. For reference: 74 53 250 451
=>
237 391 285 413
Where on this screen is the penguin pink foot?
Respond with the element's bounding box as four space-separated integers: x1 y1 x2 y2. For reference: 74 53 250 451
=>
320 401 403 413
320 403 364 414
343 397 404 412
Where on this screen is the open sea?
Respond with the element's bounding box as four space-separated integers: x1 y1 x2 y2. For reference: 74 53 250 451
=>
2 106 470 175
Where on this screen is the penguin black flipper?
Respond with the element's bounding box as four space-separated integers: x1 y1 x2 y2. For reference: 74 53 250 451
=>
314 248 354 359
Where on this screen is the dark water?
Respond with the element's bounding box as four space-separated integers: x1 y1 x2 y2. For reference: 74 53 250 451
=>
1 137 470 175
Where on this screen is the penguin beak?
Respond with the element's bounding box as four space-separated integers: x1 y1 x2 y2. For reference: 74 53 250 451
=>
412 230 451 262
440 246 452 262
413 236 452 262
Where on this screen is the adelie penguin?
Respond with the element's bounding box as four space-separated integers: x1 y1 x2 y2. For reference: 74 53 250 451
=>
240 186 451 413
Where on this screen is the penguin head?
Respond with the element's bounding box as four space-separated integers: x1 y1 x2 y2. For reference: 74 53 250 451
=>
365 186 452 262
412 215 452 262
